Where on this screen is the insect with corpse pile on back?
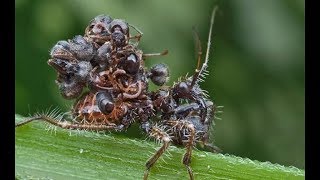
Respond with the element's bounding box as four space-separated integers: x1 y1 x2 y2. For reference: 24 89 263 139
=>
15 6 222 180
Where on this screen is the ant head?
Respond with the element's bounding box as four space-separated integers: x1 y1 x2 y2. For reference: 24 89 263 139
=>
48 59 92 81
48 58 73 75
85 15 113 43
50 35 94 62
110 19 129 47
172 79 195 100
50 40 74 61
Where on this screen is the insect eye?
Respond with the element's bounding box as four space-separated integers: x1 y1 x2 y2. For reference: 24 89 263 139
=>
122 53 140 75
96 92 114 114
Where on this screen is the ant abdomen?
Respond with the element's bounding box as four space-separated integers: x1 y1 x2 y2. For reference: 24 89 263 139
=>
121 53 140 75
96 91 115 114
149 63 169 86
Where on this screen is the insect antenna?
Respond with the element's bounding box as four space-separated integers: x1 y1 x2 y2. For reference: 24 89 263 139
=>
190 26 202 88
190 6 219 88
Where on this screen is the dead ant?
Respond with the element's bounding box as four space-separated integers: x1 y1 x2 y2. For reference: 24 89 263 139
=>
15 6 221 180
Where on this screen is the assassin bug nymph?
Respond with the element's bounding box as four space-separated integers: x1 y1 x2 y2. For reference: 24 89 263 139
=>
16 6 221 180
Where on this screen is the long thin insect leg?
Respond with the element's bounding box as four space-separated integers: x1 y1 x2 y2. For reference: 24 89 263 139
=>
144 126 171 180
129 23 143 44
182 122 196 180
165 120 196 180
15 115 121 131
142 49 168 58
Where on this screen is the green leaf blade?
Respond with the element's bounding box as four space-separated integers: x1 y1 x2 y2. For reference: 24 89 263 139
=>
15 115 304 180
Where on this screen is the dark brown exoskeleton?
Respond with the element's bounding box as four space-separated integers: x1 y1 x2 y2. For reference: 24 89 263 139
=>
48 35 94 99
141 7 221 180
15 6 221 180
49 14 166 130
84 14 143 47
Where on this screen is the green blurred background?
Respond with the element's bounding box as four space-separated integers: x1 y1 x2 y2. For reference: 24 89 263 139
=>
15 0 305 169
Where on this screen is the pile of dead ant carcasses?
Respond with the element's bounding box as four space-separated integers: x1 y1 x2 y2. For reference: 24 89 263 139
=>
17 8 221 179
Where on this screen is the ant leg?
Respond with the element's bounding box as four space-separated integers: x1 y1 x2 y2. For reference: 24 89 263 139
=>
203 143 222 153
182 122 196 180
128 23 143 44
142 49 168 58
144 126 171 180
165 120 195 180
15 115 122 131
129 34 142 43
121 81 143 100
